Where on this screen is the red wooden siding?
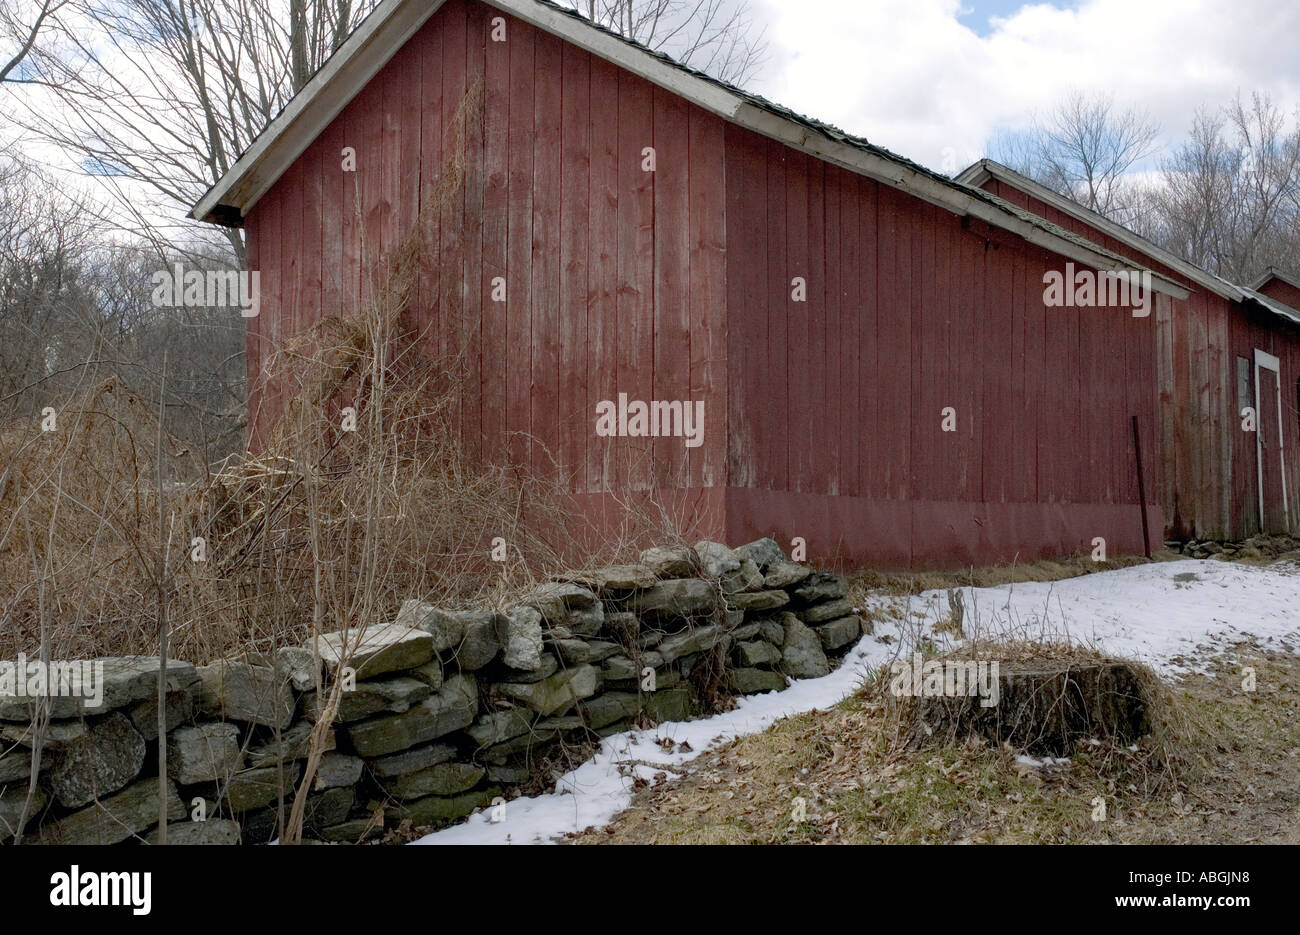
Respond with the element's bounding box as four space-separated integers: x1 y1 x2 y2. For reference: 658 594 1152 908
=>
243 0 1169 567
979 177 1300 539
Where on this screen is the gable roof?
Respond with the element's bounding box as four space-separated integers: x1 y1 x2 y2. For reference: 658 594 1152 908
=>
190 0 1189 298
1252 266 1300 293
957 158 1300 327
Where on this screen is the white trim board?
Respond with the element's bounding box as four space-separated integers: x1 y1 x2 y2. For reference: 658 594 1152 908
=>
1252 348 1289 532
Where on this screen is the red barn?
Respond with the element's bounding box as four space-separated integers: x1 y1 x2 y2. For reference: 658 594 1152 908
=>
191 0 1258 568
959 161 1300 541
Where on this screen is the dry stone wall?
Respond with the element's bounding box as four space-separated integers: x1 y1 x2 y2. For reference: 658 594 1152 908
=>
0 539 869 844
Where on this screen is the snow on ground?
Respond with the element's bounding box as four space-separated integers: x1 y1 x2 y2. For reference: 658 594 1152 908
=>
414 559 1300 845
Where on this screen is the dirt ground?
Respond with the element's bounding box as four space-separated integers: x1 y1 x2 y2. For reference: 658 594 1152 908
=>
566 636 1300 845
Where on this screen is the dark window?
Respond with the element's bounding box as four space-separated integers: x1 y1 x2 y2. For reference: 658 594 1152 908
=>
1237 357 1252 410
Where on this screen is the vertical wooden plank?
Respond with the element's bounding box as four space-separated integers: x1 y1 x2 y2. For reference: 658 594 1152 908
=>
687 109 727 490
440 1 468 443
320 118 346 321
559 41 590 489
858 176 881 501
244 210 265 445
878 186 908 502
1022 246 1045 506
774 142 795 494
651 87 691 489
961 219 983 503
480 9 508 465
724 126 763 489
341 97 363 326
834 167 859 496
616 70 655 490
505 18 534 467
279 162 302 418
354 74 384 313
784 150 808 494
530 28 562 478
587 56 619 491
461 2 486 463
809 159 833 495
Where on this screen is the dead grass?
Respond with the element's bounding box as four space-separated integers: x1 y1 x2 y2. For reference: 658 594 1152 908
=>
571 640 1300 845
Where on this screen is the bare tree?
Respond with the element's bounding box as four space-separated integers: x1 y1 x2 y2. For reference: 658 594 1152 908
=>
1151 93 1300 282
566 0 766 85
993 90 1160 226
11 0 380 266
0 0 67 83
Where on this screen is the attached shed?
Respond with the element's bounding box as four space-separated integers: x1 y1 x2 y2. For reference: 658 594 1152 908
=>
193 0 1191 567
959 159 1300 540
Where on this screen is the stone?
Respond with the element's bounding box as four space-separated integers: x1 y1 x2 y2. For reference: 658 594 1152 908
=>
275 646 321 691
343 674 477 757
790 571 848 604
318 818 382 843
550 639 620 665
312 623 434 680
225 763 300 812
366 742 456 778
381 762 485 799
494 654 559 684
497 665 600 716
815 616 863 651
168 722 243 784
764 561 812 589
126 688 196 741
38 778 185 845
451 613 507 671
560 565 657 590
733 538 788 571
313 752 364 790
0 656 199 721
727 590 790 612
0 719 86 749
780 615 830 679
731 621 761 641
395 598 437 631
693 540 740 578
579 692 641 729
146 819 241 845
304 786 354 830
729 668 788 694
656 624 726 664
386 786 500 828
502 606 545 671
466 708 534 748
735 640 782 668
758 618 786 646
407 660 444 691
247 720 334 767
644 687 692 723
799 598 854 624
481 729 558 762
525 582 600 624
639 547 696 578
304 676 430 722
624 579 717 619
47 712 146 808
0 786 45 838
721 558 766 594
486 762 533 784
603 653 660 681
196 660 295 729
601 612 640 644
0 747 36 783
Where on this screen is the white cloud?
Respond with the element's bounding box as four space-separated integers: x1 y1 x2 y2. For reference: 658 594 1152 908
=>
750 0 1300 172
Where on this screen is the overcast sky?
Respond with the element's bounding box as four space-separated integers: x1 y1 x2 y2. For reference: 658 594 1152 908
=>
747 0 1300 173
